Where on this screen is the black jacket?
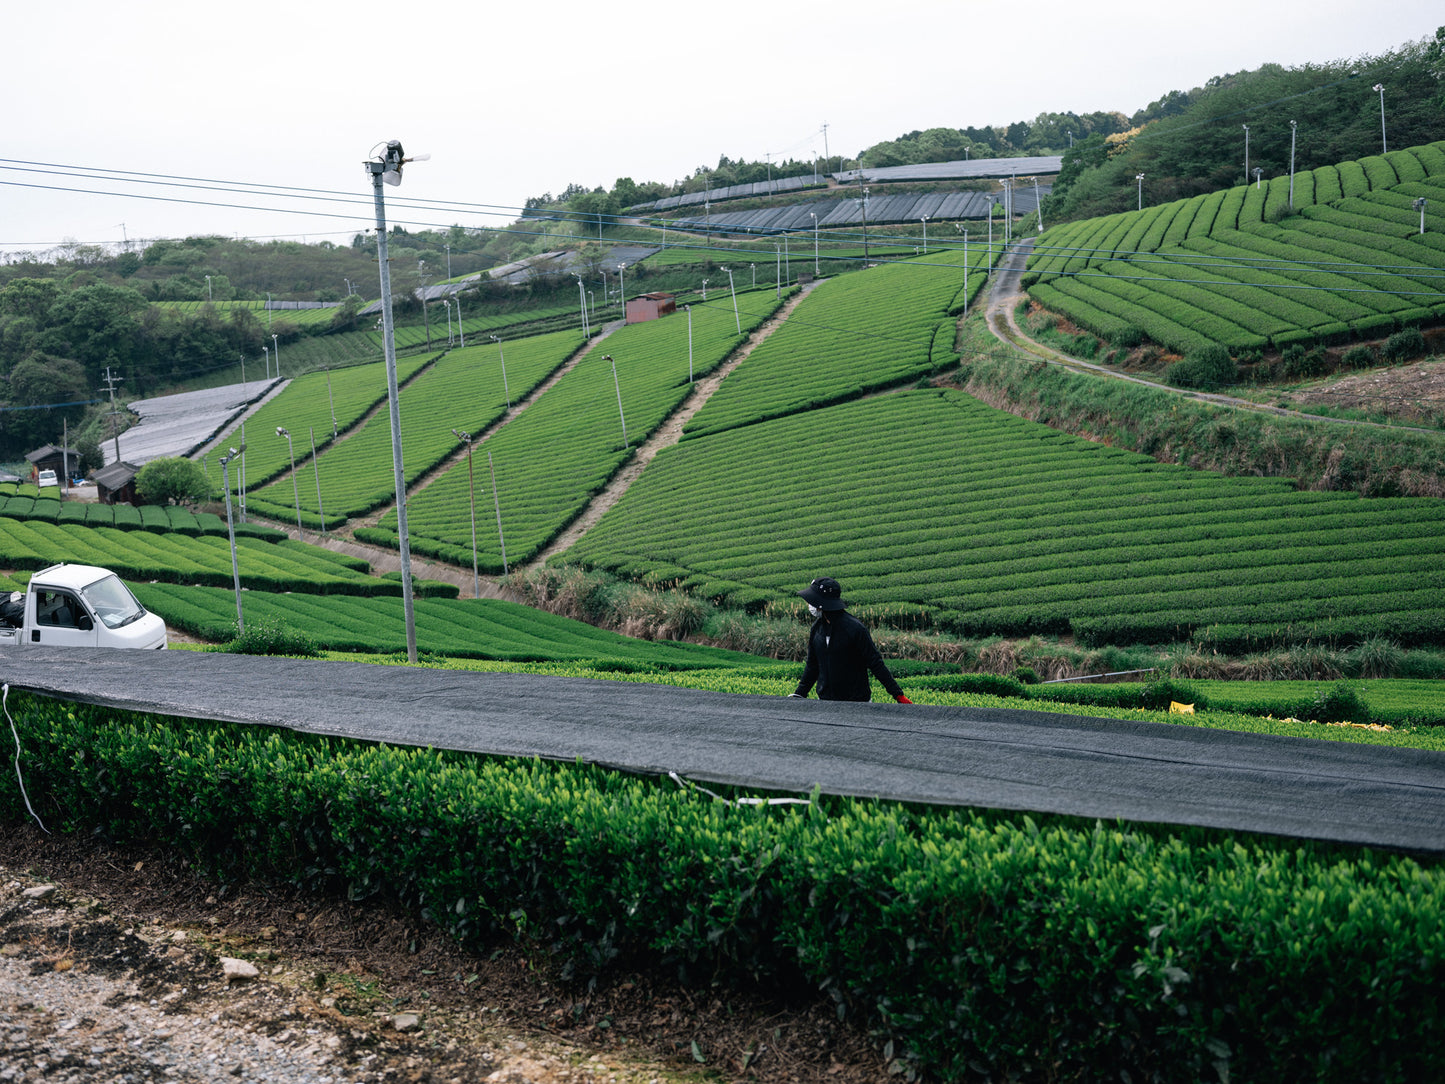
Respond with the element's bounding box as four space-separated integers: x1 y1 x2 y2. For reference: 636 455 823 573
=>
793 610 904 702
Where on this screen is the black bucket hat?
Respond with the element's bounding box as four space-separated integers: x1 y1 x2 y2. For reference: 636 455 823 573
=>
799 576 847 611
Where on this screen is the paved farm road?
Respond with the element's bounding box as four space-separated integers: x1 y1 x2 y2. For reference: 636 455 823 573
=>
5 649 1444 853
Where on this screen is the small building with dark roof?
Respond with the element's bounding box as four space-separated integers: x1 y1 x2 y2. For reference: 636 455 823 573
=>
25 444 80 480
625 292 677 325
94 461 141 506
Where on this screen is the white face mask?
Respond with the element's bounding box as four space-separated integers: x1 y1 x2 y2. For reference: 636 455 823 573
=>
807 604 822 619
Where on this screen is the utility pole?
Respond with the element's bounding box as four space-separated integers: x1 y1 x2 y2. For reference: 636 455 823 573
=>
100 367 124 464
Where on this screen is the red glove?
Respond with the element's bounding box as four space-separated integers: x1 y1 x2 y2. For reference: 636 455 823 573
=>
895 694 912 704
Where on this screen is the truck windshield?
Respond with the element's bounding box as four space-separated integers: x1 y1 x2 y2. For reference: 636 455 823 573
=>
80 575 147 630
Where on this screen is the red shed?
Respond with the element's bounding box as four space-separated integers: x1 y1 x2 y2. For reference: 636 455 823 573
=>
625 292 677 325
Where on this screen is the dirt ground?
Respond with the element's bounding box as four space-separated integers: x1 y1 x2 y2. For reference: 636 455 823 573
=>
1275 357 1445 425
0 825 892 1083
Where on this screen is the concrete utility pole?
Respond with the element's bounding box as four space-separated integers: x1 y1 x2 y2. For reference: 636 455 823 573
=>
100 367 123 464
367 139 426 664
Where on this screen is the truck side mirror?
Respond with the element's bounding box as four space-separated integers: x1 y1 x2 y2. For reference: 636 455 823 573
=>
78 614 93 632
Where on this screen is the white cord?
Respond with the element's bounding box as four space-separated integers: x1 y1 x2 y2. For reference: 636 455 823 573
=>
668 770 810 807
5 683 49 833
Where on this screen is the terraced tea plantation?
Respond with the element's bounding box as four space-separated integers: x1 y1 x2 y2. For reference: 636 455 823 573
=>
567 389 1445 650
248 330 582 519
1025 140 1445 354
369 293 784 568
132 583 764 668
0 516 389 595
683 249 992 439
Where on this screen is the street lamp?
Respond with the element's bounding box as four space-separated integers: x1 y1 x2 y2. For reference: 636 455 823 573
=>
1033 177 1044 232
1136 173 1146 211
722 267 739 333
275 426 304 542
1373 83 1387 153
1252 166 1264 189
218 445 246 635
1289 120 1298 209
453 291 465 348
701 278 708 301
809 211 819 275
365 138 428 664
262 344 270 380
921 215 929 253
573 273 589 337
450 428 479 599
309 426 325 536
604 354 627 449
1414 197 1428 235
618 262 626 312
490 334 511 408
442 298 454 347
1242 124 1250 181
488 450 507 576
205 275 212 301
684 304 693 382
271 333 278 379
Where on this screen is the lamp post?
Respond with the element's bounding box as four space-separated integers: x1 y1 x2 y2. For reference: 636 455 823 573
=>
1242 124 1250 182
1414 197 1428 235
810 211 819 275
1136 173 1146 212
276 426 304 542
604 354 627 449
309 426 325 536
366 138 426 664
1373 83 1387 153
722 267 739 333
618 262 626 313
1252 166 1264 189
1289 120 1298 209
1033 177 1044 232
441 298 453 347
205 275 212 301
262 345 270 380
921 215 929 253
271 333 278 378
453 291 464 348
490 334 511 408
488 450 507 576
218 445 246 635
701 278 708 301
684 304 694 382
450 428 479 599
574 273 589 337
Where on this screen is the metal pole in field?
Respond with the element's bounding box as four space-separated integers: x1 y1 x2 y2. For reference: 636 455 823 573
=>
488 450 507 575
1136 173 1145 212
219 445 245 635
605 354 627 449
1415 198 1428 235
324 362 337 439
276 426 303 542
1288 120 1298 209
962 230 969 317
454 291 465 348
724 267 739 333
685 304 694 382
490 334 511 408
309 426 326 536
1373 83 1387 153
810 211 818 275
451 429 478 598
1242 124 1250 181
775 244 781 299
367 139 425 664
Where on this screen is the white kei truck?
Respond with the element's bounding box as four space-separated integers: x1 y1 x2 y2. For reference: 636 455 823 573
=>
0 564 168 650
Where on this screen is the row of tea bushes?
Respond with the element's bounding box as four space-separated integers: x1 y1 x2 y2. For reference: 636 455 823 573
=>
4 699 1441 1082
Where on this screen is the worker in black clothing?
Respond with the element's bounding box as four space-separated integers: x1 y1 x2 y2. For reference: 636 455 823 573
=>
788 576 911 703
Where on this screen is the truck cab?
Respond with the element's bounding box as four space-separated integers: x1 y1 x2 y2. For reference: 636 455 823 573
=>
0 564 167 650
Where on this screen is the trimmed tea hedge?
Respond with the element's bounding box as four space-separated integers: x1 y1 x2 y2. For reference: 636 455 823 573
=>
3 701 1441 1082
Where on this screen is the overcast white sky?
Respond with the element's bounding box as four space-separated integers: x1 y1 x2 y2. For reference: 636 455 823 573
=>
3 0 1439 255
